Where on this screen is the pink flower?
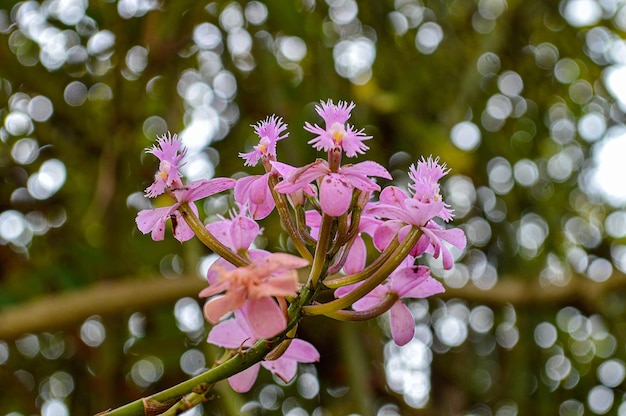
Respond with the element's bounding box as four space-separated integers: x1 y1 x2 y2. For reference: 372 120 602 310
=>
408 156 454 221
367 157 466 268
145 132 187 198
304 99 372 157
335 256 444 346
234 173 275 219
200 252 309 338
274 159 391 217
207 303 319 393
136 178 235 242
239 115 289 166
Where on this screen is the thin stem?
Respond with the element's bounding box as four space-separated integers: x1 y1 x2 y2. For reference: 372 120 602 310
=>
178 202 249 267
326 243 352 275
268 174 314 263
323 292 399 321
323 236 401 289
159 383 213 416
308 213 335 289
295 205 317 246
303 227 421 316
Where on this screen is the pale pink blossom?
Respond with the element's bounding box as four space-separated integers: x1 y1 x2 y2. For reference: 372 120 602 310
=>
204 205 269 284
200 253 309 337
207 303 319 392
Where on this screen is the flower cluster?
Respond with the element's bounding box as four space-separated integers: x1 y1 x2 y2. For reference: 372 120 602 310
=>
136 99 466 393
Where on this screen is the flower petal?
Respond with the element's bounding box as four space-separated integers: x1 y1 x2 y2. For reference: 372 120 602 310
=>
262 356 298 383
175 177 236 202
402 275 445 299
260 252 309 271
343 235 367 274
136 206 173 240
320 173 353 216
207 315 251 349
282 338 320 362
246 297 287 339
345 160 392 180
230 215 261 250
389 302 415 346
203 292 245 324
228 364 260 393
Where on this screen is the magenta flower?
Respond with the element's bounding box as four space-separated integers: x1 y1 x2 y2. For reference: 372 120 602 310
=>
304 99 372 157
207 303 319 393
200 252 309 338
136 178 235 242
335 256 444 346
144 132 187 198
274 159 391 217
239 115 289 166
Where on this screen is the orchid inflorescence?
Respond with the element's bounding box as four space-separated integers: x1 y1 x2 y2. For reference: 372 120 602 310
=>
136 99 466 394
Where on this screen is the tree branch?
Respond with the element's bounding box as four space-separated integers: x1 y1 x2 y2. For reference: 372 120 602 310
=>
1 270 625 340
0 276 206 340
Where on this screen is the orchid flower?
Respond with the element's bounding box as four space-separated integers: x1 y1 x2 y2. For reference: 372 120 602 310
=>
304 99 371 157
239 115 288 167
207 303 319 393
234 173 276 219
144 132 187 198
200 252 309 338
134 100 467 401
368 157 466 268
136 178 235 242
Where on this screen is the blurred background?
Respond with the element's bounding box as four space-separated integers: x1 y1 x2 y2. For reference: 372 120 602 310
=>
1 0 626 414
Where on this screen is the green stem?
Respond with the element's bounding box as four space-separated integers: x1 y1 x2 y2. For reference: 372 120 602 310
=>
329 212 349 257
178 202 249 267
159 384 213 416
303 227 421 316
268 174 313 263
295 205 317 246
308 213 335 289
323 292 399 321
101 338 275 416
323 236 401 289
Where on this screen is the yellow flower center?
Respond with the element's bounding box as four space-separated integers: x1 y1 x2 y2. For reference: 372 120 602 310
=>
330 122 346 145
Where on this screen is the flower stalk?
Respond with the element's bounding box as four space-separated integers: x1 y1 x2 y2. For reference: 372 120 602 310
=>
178 202 249 267
302 226 422 316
